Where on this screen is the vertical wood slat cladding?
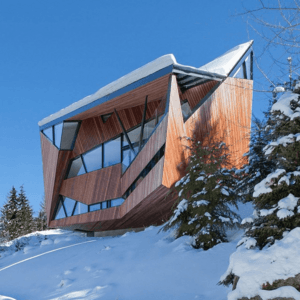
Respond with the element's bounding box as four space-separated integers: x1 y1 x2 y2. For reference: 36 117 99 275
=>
182 80 218 109
49 150 74 223
73 100 161 156
60 164 122 205
120 157 164 217
162 75 188 188
120 115 168 194
184 77 253 168
50 157 165 230
40 133 59 225
67 74 170 121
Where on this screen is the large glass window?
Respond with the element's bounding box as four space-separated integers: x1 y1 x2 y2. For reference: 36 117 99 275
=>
55 200 66 220
103 137 121 167
43 127 53 142
63 197 76 217
60 122 79 150
54 123 63 148
73 202 88 216
83 146 102 173
67 156 86 178
41 121 79 150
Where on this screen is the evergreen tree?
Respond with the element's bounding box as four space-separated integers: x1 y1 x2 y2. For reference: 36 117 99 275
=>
242 82 300 249
236 116 276 203
0 186 19 241
164 137 240 250
17 185 34 237
35 196 47 231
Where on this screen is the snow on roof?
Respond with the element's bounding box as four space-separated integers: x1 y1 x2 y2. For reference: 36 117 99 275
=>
38 54 176 127
199 41 253 76
39 41 253 128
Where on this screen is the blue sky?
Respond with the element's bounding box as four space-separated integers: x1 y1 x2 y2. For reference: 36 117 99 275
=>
0 0 273 213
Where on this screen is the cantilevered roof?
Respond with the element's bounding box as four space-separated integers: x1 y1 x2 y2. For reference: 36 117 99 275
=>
199 40 253 76
39 41 253 129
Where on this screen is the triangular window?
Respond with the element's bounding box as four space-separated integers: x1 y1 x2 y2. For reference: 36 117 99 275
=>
73 201 88 215
43 127 53 142
101 113 113 123
55 200 66 220
67 156 86 179
54 123 63 148
63 197 76 217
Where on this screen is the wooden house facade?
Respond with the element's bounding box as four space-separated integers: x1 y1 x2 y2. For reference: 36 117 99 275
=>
39 41 253 235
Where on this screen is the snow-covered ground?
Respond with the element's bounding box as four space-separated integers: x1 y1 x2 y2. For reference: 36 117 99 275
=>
0 203 252 300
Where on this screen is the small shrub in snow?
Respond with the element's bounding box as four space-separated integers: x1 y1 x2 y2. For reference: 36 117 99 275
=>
164 137 240 250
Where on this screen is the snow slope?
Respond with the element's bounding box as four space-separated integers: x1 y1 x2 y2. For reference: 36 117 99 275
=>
0 203 252 300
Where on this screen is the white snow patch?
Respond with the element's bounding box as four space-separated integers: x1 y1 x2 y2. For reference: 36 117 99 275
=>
222 228 300 300
199 41 253 76
271 90 299 118
253 169 286 198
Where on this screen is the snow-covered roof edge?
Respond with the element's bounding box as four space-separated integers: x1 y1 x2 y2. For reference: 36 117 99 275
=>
38 54 177 127
199 40 253 76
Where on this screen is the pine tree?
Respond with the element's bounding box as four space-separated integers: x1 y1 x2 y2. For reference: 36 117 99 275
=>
17 185 34 237
242 82 300 249
0 187 19 241
164 137 240 250
236 116 276 203
35 196 47 231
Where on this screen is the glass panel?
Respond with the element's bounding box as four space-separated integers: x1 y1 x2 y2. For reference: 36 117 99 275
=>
181 102 192 120
143 118 156 142
89 203 101 212
103 137 121 167
55 200 66 220
101 201 107 209
63 197 76 217
60 122 78 150
43 127 53 142
124 126 141 147
245 55 251 79
122 148 136 172
83 146 102 173
67 157 86 178
233 66 244 79
54 123 63 148
111 198 125 207
73 201 88 215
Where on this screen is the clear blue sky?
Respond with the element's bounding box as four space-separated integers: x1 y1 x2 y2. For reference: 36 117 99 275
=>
0 0 272 214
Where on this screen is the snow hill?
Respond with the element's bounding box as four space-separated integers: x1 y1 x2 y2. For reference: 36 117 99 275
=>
0 203 253 300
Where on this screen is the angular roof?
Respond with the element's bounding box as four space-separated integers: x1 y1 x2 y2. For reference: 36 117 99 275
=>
39 41 253 129
199 40 253 76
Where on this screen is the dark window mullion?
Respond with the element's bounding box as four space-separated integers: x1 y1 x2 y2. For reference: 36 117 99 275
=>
52 126 55 146
242 61 247 79
81 155 88 173
61 197 68 217
71 201 77 216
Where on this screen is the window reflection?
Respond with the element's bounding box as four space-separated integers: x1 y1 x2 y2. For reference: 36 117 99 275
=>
67 156 86 178
73 202 88 215
55 200 66 220
83 146 102 173
89 203 101 212
54 123 63 148
111 198 124 207
43 127 53 142
103 137 121 167
61 122 79 150
63 197 76 217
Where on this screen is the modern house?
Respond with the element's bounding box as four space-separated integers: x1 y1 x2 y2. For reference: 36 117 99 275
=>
39 41 253 236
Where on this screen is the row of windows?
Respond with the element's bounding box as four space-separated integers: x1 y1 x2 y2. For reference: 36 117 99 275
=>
42 121 80 150
55 196 125 220
67 115 164 179
54 144 165 220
